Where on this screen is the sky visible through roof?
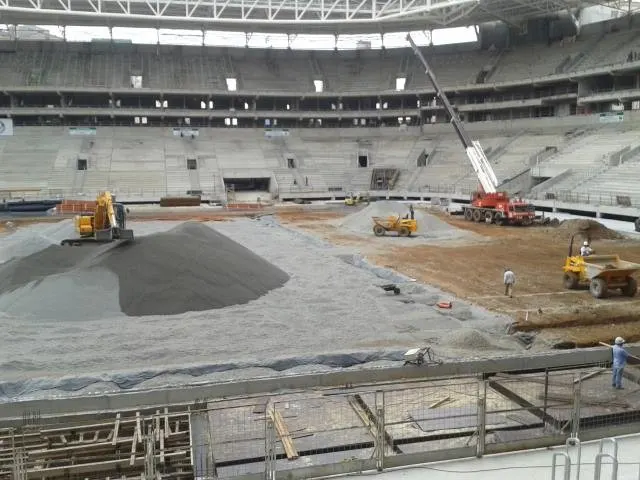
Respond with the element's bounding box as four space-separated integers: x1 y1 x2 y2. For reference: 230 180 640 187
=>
32 25 477 49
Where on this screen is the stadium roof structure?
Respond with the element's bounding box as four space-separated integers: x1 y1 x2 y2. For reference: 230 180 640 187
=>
0 0 622 34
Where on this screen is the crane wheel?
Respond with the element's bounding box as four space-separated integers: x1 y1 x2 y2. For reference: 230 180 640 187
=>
622 277 638 297
563 273 579 290
464 209 473 221
589 278 608 298
373 225 386 237
398 227 410 237
494 214 505 226
472 209 483 222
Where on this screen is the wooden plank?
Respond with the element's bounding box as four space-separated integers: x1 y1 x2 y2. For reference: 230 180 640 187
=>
163 408 170 439
159 430 165 465
135 412 142 444
25 451 188 478
428 396 451 409
267 409 298 460
112 413 121 446
599 342 640 363
129 430 137 466
574 368 605 384
155 410 161 442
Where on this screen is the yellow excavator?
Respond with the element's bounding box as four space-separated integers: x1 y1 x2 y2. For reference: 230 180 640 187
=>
60 191 134 246
344 193 370 206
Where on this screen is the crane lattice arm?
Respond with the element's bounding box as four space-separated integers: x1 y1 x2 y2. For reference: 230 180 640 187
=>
406 34 498 195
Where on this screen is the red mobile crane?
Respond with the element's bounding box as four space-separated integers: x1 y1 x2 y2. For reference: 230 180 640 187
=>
406 35 537 226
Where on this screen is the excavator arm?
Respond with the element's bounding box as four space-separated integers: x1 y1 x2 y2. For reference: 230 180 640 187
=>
406 34 499 195
62 191 133 246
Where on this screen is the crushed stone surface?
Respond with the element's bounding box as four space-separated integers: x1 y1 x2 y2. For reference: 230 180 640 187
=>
338 201 480 244
0 216 515 401
0 222 289 317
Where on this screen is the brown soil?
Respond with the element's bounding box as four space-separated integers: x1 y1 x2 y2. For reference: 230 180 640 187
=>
276 207 640 349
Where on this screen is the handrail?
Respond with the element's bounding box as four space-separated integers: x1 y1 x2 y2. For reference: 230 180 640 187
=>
565 437 582 480
594 453 618 480
551 452 571 480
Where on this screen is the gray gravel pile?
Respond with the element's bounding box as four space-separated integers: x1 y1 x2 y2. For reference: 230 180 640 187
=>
0 216 514 401
0 221 289 317
339 201 472 241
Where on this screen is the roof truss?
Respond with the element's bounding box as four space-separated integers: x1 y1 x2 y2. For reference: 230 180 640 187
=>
0 0 602 33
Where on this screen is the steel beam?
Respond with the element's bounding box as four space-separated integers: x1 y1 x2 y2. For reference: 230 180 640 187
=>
0 0 595 33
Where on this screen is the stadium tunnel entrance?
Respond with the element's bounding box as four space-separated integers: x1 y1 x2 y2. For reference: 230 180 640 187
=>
224 177 272 203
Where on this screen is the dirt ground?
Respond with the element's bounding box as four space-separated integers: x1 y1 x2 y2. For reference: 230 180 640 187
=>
4 205 639 349
276 208 640 349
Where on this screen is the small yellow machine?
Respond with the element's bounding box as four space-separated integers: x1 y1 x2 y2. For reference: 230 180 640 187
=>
562 234 639 298
345 193 370 206
372 216 418 237
61 191 134 246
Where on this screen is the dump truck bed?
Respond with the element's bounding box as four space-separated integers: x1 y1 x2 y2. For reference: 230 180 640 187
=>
584 255 640 280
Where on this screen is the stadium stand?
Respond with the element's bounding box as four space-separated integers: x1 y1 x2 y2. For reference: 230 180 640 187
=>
490 40 586 82
572 156 640 204
4 17 640 212
1 123 639 206
575 28 640 70
6 26 640 93
530 128 640 196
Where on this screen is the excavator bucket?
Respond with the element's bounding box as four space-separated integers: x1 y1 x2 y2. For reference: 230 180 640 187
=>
117 228 134 242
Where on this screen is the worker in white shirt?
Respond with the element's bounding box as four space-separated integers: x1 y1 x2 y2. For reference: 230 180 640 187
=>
503 268 515 298
580 241 593 257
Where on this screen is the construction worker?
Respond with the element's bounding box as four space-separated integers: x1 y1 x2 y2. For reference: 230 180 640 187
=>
503 268 515 298
580 241 593 257
612 337 629 389
409 204 415 220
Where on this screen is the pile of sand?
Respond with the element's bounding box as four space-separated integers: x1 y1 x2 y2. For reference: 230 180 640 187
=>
555 219 624 241
339 201 468 240
0 222 289 317
447 328 500 350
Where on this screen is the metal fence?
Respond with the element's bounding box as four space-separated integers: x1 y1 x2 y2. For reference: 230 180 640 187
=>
178 367 640 480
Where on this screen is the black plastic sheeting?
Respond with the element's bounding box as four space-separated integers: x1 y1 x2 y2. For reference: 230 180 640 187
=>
0 350 406 401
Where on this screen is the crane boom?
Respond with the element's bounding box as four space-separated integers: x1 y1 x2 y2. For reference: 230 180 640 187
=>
406 34 498 194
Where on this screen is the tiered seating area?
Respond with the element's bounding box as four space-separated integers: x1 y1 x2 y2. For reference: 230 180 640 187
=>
1 126 640 207
576 29 640 70
0 128 62 193
235 50 312 92
572 157 640 204
408 50 493 87
318 50 401 92
408 136 508 192
532 129 640 195
5 25 640 93
490 40 586 82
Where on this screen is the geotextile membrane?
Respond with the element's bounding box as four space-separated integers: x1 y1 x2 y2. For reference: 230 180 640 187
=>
0 222 289 317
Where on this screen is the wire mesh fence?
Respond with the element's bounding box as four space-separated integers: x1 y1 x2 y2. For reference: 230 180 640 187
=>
4 365 640 480
383 379 480 456
270 394 377 473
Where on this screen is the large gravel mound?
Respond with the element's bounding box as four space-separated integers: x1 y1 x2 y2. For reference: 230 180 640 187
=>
339 201 467 240
0 222 289 317
555 219 623 241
